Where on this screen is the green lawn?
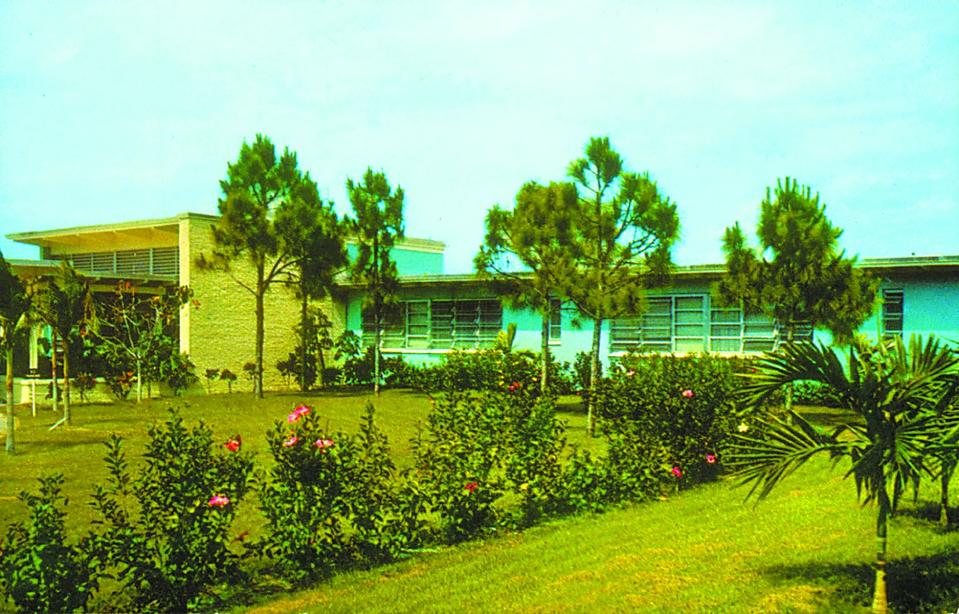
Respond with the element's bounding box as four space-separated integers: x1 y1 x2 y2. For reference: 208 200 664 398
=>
244 457 959 614
2 392 958 612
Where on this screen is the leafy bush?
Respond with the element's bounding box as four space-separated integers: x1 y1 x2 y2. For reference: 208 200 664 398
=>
340 347 410 388
411 387 568 540
258 403 406 584
161 352 198 396
104 369 134 400
410 349 542 395
791 380 843 408
0 475 98 613
87 411 253 611
276 349 317 389
597 353 755 487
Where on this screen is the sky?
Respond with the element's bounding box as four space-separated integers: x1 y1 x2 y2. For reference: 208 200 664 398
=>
1 1 957 274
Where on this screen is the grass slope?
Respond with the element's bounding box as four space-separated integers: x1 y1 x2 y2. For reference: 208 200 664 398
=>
246 456 959 613
2 392 957 612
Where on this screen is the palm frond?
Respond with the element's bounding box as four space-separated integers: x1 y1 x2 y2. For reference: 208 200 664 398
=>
729 410 845 502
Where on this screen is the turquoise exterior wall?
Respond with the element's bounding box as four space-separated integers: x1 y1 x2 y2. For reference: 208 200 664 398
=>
345 243 443 276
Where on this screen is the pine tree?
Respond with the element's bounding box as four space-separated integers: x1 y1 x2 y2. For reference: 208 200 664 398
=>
475 181 577 394
720 178 878 410
198 135 339 398
560 137 680 434
347 168 405 395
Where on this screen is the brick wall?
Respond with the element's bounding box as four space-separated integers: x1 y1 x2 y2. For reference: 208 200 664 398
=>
180 215 345 393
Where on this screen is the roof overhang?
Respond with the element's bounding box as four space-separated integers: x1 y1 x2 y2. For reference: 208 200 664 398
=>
8 259 175 288
7 216 181 251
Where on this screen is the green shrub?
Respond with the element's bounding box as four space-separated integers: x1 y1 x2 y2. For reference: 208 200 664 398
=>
412 387 569 540
339 347 411 387
411 349 543 395
258 403 406 584
0 475 98 613
87 412 253 612
597 353 756 487
161 352 198 395
791 380 843 407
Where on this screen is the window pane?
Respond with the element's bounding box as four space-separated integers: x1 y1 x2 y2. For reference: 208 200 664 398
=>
675 338 705 352
711 338 741 352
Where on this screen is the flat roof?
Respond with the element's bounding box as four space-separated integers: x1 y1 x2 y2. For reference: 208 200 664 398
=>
335 254 959 290
7 211 445 252
7 259 175 285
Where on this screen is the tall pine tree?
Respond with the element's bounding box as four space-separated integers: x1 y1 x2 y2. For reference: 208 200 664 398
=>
198 135 338 398
348 168 405 395
561 137 680 434
475 181 577 394
719 177 878 408
720 177 877 344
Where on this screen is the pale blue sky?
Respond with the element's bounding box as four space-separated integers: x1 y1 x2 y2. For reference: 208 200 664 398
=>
1 1 957 273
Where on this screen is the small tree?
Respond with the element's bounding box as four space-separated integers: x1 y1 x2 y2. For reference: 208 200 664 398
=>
730 336 959 613
0 251 31 454
276 177 346 392
347 168 405 395
218 369 237 394
720 178 878 408
559 137 680 434
475 181 577 394
33 262 93 426
94 283 192 402
198 134 331 399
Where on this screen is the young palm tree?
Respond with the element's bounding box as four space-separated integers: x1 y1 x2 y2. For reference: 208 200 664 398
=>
34 263 94 426
729 336 959 613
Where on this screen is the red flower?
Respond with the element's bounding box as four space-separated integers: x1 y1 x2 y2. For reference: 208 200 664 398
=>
282 434 298 448
287 405 311 423
682 389 695 399
208 494 230 508
671 466 683 478
314 438 334 451
463 481 478 494
706 453 717 464
225 435 241 452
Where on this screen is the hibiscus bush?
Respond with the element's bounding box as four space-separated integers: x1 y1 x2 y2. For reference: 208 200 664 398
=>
87 411 253 612
258 403 407 584
411 385 569 540
0 475 99 614
596 353 755 486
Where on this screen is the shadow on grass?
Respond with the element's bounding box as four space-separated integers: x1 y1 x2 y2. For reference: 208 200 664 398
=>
762 551 959 613
896 501 959 532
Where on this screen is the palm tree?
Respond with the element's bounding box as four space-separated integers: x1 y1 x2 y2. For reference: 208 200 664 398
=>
729 336 959 613
34 263 93 426
0 251 31 454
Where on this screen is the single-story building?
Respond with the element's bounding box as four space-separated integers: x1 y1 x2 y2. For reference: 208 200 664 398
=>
5 212 959 400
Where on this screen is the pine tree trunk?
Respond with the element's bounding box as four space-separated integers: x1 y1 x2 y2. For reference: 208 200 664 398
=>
254 266 265 400
373 233 381 396
318 346 327 388
61 338 71 425
300 292 308 392
135 360 142 403
872 488 890 613
51 330 59 413
587 317 602 436
5 347 14 455
784 327 794 412
374 322 381 396
540 314 550 395
941 459 954 530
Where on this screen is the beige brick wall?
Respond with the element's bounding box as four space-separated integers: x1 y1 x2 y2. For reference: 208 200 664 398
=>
179 215 345 393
